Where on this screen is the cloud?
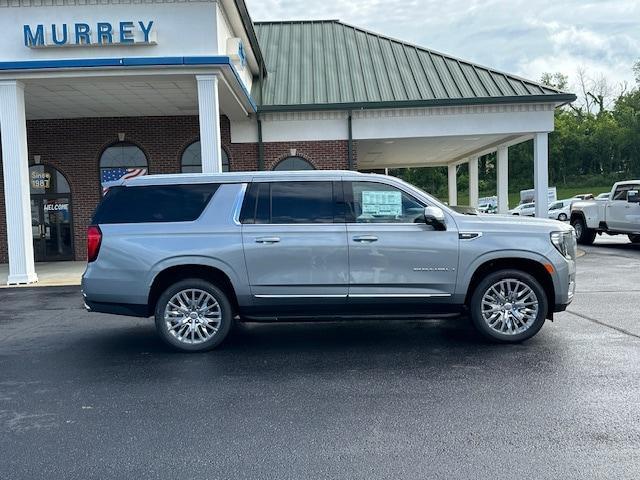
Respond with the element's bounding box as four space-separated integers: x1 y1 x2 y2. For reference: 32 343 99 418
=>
246 0 640 87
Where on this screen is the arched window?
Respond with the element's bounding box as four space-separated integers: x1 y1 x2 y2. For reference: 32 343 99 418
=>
181 141 230 173
273 156 315 171
100 142 148 194
29 164 71 195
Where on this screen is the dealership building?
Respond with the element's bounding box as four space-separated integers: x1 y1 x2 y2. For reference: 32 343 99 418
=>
0 0 575 284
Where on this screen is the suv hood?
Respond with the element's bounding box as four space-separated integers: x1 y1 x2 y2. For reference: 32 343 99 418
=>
454 213 573 233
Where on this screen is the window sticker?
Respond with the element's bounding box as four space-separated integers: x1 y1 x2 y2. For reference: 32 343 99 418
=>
361 190 402 216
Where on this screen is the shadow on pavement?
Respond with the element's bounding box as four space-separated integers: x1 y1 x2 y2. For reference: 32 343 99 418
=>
61 315 560 382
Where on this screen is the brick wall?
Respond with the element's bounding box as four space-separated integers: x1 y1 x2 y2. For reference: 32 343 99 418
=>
0 115 356 263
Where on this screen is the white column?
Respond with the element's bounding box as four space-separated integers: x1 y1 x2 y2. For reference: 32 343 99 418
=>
447 164 457 206
196 74 222 173
0 81 37 285
496 146 509 214
534 132 550 217
468 157 479 208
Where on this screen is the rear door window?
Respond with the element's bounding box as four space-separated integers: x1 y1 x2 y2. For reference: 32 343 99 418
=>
240 181 342 224
92 184 219 224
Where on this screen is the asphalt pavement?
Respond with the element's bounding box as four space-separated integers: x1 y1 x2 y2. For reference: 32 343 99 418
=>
1 236 639 479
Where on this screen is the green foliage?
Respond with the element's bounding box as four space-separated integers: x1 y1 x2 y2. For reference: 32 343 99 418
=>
392 70 640 204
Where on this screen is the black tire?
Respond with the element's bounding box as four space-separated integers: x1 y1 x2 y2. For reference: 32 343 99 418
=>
629 234 640 244
558 213 568 221
470 269 548 343
571 216 596 245
154 278 233 352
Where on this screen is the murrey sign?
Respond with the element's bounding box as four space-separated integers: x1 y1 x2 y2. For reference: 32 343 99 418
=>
23 21 156 48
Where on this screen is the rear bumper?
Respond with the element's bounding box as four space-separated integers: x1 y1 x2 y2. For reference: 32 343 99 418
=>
83 292 149 318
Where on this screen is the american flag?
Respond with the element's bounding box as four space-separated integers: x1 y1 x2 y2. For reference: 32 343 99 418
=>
101 168 147 195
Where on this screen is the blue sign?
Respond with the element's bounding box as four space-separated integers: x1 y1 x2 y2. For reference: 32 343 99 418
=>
24 21 155 48
237 41 246 67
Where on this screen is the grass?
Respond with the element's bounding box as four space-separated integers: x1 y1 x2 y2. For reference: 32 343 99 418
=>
446 185 613 208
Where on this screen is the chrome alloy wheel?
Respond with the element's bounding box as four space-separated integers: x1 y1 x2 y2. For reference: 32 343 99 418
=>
164 289 222 345
480 279 539 335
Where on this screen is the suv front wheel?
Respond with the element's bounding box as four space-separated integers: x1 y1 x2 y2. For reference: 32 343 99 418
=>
470 270 548 343
154 278 233 352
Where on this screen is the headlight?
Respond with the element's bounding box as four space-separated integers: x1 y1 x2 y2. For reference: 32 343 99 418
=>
551 230 577 260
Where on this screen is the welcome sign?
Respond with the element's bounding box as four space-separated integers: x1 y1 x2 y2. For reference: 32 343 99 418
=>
23 21 156 48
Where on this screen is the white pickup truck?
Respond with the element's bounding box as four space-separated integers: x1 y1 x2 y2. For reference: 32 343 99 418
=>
570 180 640 245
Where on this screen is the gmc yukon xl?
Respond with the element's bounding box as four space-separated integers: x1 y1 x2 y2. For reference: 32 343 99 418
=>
82 171 577 352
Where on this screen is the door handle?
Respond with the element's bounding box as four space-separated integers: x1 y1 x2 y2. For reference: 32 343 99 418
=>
255 236 280 244
353 235 378 243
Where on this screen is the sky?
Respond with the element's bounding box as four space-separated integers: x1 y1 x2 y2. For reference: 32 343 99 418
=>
246 0 640 92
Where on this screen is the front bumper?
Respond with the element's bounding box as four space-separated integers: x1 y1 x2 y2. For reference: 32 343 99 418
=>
553 257 576 312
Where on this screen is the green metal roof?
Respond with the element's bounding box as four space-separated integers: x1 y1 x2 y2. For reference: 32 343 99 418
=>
252 20 575 111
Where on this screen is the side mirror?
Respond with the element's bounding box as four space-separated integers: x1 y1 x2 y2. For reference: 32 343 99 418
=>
628 190 639 203
424 206 446 230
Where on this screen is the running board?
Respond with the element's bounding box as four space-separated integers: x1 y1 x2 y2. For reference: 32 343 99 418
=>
240 312 464 322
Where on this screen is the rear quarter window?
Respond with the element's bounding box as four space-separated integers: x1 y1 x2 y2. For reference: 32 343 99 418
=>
92 184 219 224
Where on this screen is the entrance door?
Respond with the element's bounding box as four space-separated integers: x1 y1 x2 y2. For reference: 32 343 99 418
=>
31 197 46 261
29 165 74 262
35 197 74 261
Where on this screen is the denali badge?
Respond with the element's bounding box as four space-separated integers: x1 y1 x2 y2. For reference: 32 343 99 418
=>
413 267 454 272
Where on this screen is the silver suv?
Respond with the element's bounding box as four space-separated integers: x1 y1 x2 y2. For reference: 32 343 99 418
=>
82 171 577 352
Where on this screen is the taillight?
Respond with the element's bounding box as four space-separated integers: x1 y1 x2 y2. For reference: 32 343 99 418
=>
87 225 102 263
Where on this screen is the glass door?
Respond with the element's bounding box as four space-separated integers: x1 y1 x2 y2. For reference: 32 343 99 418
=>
31 197 46 262
29 164 74 262
41 197 74 261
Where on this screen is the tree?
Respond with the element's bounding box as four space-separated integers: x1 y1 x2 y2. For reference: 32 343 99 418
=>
540 72 569 91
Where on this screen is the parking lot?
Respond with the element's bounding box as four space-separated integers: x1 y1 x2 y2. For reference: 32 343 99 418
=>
1 236 639 480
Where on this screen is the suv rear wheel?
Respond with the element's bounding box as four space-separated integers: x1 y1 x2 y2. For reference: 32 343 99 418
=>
470 269 548 343
571 216 596 245
154 278 233 352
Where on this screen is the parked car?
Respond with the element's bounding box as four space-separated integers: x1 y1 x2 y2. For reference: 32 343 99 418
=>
478 202 497 214
595 192 610 200
573 193 594 200
82 171 577 351
571 180 640 245
450 205 480 215
548 198 578 221
508 202 536 216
